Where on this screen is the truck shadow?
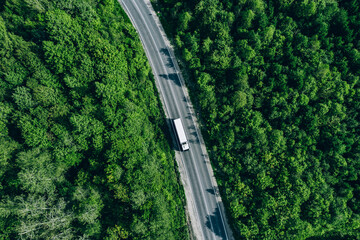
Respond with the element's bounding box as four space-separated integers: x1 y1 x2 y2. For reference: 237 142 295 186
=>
165 118 181 151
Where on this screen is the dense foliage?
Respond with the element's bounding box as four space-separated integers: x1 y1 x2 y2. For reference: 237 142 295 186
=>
153 0 360 239
0 0 188 239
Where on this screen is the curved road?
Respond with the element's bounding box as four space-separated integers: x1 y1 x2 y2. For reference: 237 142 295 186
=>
119 1 234 239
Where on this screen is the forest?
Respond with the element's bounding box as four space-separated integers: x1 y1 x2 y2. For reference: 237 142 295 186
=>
0 0 188 239
153 0 360 239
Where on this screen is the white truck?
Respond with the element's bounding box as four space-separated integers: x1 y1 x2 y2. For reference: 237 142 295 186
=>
173 118 189 151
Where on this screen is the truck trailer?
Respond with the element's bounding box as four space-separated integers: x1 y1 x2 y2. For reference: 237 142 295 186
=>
173 118 189 151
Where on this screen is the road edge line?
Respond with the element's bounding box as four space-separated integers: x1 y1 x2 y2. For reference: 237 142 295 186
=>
146 1 235 239
118 1 202 239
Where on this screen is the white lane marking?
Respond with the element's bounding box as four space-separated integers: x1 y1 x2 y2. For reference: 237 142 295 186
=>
127 0 218 239
131 2 225 239
167 38 231 240
144 1 230 239
119 1 206 239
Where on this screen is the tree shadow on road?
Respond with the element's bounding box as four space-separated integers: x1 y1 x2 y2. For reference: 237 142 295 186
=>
205 207 225 238
160 48 175 69
159 73 181 87
207 188 215 195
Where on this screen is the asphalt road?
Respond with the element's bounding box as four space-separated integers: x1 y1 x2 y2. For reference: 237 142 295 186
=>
119 1 233 239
